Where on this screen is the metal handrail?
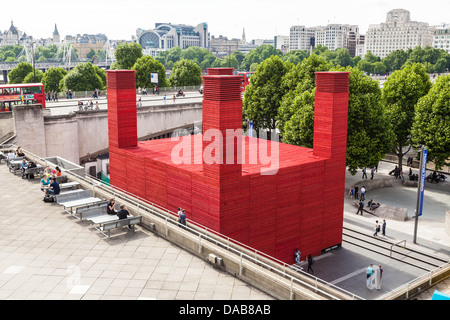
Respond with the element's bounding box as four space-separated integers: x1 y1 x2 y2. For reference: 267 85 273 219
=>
390 240 407 257
377 262 450 300
2 144 365 300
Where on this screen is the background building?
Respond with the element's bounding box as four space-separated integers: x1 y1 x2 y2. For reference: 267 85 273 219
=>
64 33 108 60
364 9 435 58
433 24 450 54
289 24 361 56
135 22 210 57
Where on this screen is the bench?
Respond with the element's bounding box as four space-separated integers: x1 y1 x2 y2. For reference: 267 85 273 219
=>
73 200 110 220
8 159 24 174
22 165 44 179
59 181 80 191
91 215 143 238
54 175 68 183
56 190 104 216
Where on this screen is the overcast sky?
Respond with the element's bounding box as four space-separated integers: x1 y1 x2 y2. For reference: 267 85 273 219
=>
3 0 449 41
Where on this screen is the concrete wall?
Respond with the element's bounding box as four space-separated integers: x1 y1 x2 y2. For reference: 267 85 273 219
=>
0 111 13 139
7 102 202 163
44 114 80 163
12 105 46 157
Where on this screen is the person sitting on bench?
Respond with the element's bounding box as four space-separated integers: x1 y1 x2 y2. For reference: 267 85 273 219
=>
368 199 380 211
20 158 29 177
117 204 132 230
44 177 60 196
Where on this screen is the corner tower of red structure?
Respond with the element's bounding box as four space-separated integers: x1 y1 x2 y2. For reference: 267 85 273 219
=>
313 72 350 248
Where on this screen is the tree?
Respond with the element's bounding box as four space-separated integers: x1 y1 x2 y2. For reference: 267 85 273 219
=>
382 49 408 72
61 62 103 91
280 62 393 175
242 55 289 139
383 63 432 170
333 48 353 67
412 75 450 170
169 59 202 87
41 67 67 92
278 54 333 134
23 70 44 83
8 62 33 83
342 66 394 174
132 55 167 88
113 42 143 69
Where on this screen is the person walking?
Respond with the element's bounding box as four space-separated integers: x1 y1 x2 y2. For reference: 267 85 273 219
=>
294 248 301 264
373 220 380 237
179 209 187 229
362 167 367 179
382 219 386 236
360 186 366 201
356 200 364 215
348 186 354 199
354 185 359 200
376 265 383 289
307 255 314 273
370 167 375 180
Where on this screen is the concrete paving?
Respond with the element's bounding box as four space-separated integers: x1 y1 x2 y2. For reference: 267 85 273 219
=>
0 159 448 300
0 164 273 300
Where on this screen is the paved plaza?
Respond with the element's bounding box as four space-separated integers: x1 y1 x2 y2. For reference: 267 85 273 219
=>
0 159 449 300
0 164 273 300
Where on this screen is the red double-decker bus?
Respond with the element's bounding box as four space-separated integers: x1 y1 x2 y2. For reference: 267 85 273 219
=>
238 71 254 93
0 83 46 111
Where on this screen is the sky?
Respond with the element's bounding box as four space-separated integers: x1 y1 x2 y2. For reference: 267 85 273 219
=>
3 0 450 41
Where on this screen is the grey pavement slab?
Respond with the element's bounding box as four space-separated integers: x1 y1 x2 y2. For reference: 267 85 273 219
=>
0 163 274 300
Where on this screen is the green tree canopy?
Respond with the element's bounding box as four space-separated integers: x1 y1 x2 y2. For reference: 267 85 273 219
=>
41 67 67 92
383 63 432 169
279 58 393 174
113 42 143 69
168 59 202 87
412 75 450 170
23 70 44 84
8 62 33 84
132 55 168 88
61 62 103 91
243 55 289 138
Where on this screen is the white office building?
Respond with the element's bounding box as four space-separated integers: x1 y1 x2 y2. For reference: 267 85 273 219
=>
289 24 362 56
433 24 450 54
364 9 435 58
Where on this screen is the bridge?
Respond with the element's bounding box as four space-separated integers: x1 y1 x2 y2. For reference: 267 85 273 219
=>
1 91 202 165
0 61 113 84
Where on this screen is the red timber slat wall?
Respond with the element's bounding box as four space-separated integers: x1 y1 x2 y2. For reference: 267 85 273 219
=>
107 68 350 264
313 72 350 251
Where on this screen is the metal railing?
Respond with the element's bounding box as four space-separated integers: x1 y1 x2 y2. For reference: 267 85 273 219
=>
1 144 365 300
377 262 450 300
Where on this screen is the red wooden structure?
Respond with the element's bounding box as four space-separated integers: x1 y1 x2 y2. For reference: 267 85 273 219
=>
107 68 350 263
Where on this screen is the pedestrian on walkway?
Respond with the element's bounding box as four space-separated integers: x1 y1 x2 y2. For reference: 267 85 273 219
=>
294 248 301 264
356 200 364 215
382 220 386 236
348 186 354 199
178 208 187 229
373 220 380 236
354 185 359 200
376 265 383 289
362 167 367 179
370 167 375 180
307 255 314 273
361 186 366 201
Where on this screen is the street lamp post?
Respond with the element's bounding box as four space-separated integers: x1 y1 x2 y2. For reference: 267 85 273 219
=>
413 146 428 244
31 41 36 83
